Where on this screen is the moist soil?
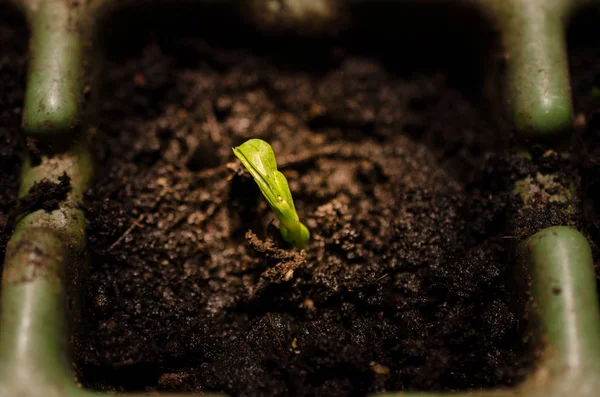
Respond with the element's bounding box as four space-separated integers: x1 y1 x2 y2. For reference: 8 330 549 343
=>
0 7 593 396
75 8 581 397
0 10 27 270
569 8 600 279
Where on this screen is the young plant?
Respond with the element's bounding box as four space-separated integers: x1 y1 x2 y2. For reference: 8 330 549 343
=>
233 138 310 250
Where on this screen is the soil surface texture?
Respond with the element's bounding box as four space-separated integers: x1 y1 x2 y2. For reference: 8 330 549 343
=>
73 9 571 397
569 9 600 280
0 10 27 271
0 7 595 397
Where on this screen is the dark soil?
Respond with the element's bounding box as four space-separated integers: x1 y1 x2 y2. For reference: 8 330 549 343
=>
0 9 27 269
74 8 558 396
568 8 600 278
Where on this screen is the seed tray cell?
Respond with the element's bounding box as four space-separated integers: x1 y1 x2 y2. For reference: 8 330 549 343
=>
1 1 599 397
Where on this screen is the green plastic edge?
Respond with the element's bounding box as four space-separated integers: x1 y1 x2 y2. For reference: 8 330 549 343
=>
21 0 87 138
521 227 600 374
378 227 600 397
482 0 574 138
17 0 587 139
0 138 92 396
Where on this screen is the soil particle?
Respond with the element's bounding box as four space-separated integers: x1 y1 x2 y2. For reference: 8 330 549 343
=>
16 172 71 215
0 11 27 270
78 17 536 397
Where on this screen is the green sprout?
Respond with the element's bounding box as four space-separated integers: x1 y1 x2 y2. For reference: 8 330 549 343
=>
233 138 310 250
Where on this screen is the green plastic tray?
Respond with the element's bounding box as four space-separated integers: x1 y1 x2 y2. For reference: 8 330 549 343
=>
1 1 600 396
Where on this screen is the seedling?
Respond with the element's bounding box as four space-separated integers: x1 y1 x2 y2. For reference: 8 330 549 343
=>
233 138 310 250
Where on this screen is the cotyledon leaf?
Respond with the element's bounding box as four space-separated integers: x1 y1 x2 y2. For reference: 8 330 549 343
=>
233 138 310 249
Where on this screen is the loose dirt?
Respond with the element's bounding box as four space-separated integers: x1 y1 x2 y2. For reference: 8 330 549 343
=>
0 9 27 272
74 6 584 396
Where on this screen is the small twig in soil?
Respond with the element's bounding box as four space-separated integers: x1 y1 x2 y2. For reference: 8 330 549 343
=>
166 211 192 232
195 143 355 181
195 163 232 180
203 100 221 144
109 214 145 251
199 200 222 225
267 312 284 351
375 274 389 283
278 143 343 168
